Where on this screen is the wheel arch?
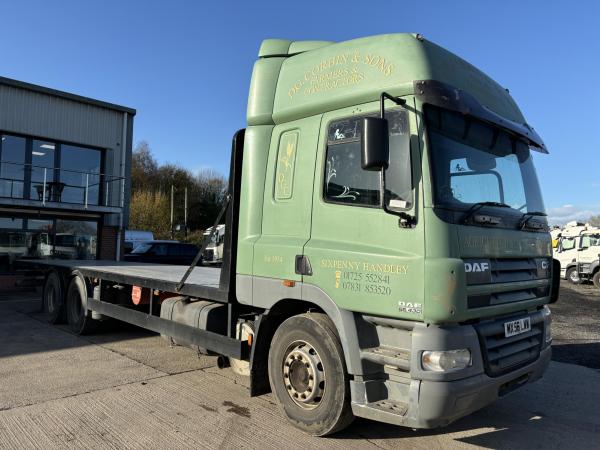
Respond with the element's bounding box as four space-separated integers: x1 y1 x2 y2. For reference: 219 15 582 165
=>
249 286 362 397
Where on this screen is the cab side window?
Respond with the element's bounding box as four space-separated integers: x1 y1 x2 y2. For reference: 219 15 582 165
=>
581 234 600 249
323 109 412 209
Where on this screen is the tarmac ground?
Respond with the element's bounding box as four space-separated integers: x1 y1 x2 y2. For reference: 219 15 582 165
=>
0 283 599 449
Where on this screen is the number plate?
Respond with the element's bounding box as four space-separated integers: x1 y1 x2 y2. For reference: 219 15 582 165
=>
504 317 531 338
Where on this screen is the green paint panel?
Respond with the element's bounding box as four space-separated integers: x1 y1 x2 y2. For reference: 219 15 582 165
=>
236 125 273 276
253 115 322 282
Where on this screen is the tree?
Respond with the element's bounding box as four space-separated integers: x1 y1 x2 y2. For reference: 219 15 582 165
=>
589 215 600 227
190 169 228 229
131 141 158 193
128 142 228 237
128 190 171 238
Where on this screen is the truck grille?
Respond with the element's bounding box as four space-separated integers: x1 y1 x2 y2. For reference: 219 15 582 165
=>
474 310 545 377
466 258 550 308
489 258 546 283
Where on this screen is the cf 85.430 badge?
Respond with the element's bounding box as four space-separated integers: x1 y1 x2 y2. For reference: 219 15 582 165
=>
398 301 422 314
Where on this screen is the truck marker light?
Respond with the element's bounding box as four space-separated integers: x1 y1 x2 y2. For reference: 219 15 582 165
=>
422 349 471 372
283 279 296 288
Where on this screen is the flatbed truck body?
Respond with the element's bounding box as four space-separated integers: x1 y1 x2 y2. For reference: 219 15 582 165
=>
25 33 559 436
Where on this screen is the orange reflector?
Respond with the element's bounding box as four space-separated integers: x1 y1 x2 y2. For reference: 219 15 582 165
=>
282 279 295 288
247 334 253 347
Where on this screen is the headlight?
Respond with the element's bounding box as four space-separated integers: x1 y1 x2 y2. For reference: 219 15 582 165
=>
543 305 552 344
422 349 471 372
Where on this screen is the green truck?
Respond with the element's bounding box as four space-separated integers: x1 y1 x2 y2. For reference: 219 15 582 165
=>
31 33 559 436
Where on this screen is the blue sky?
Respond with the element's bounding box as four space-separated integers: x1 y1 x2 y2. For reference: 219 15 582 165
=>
1 1 598 224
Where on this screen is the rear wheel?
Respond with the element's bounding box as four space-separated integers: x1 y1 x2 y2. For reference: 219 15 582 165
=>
42 271 65 324
268 313 353 436
66 274 98 335
593 271 600 289
566 267 582 284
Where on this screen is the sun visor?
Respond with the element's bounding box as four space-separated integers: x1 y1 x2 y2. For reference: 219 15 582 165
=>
415 80 547 153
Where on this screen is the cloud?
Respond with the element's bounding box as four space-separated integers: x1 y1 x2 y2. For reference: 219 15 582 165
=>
546 204 600 225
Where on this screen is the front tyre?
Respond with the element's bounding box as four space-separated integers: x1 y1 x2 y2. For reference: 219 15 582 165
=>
566 267 582 284
268 313 353 436
593 271 600 289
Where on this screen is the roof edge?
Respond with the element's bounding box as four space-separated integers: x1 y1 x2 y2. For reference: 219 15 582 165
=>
0 76 136 115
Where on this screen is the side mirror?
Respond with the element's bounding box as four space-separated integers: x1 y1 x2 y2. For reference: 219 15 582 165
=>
361 117 389 171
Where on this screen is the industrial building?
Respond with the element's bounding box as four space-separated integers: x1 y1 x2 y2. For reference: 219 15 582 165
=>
0 76 135 288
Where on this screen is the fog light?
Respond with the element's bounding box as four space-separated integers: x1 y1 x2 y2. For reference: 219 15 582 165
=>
543 305 552 344
422 349 471 372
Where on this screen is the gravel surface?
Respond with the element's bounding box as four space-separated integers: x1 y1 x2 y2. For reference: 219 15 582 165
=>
550 281 600 369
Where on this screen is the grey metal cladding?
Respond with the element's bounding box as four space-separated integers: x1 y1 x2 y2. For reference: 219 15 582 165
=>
0 83 129 150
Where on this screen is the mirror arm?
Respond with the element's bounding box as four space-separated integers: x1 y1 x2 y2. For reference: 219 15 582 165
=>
380 92 406 119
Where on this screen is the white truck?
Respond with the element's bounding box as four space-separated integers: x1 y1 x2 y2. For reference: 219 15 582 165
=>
555 222 600 286
202 224 225 265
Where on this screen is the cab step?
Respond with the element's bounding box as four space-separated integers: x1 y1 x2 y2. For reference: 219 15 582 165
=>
352 399 409 425
360 346 411 371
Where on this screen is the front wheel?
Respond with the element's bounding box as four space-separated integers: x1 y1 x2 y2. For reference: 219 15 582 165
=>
593 271 600 289
566 267 582 284
268 313 353 436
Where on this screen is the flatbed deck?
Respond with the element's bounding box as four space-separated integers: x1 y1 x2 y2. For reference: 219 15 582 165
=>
21 259 227 301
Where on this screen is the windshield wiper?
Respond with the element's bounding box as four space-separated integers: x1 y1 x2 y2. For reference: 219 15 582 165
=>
463 201 511 224
519 211 547 230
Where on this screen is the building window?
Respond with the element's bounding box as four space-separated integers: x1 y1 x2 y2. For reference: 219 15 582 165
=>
54 219 98 260
0 133 105 206
31 140 57 200
0 134 26 199
60 144 102 205
0 215 98 272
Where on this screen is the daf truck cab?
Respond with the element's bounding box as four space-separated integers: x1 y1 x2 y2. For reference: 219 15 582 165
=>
235 33 557 434
33 34 558 436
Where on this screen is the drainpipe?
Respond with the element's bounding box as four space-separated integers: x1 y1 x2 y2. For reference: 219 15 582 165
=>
115 112 128 261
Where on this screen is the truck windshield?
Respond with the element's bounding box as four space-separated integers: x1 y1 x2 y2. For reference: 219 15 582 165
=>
425 106 545 216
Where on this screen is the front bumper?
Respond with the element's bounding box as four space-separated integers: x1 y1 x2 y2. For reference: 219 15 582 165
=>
414 345 551 428
351 346 551 429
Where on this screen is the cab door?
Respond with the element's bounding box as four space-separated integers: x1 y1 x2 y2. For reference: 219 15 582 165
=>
252 115 321 291
303 102 425 320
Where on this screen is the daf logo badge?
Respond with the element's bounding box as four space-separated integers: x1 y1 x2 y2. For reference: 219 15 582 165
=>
464 262 490 273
